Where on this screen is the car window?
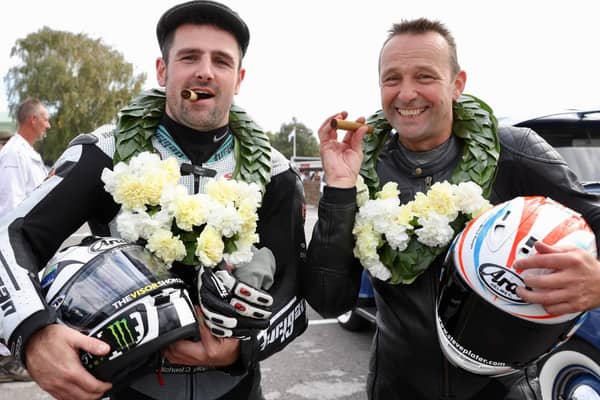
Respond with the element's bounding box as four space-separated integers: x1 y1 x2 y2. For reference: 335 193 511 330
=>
553 148 598 182
514 112 600 183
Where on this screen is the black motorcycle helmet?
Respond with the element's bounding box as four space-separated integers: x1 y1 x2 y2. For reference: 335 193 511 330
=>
40 236 199 389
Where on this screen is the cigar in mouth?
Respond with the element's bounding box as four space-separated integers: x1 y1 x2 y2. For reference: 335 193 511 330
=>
330 119 374 134
181 89 199 101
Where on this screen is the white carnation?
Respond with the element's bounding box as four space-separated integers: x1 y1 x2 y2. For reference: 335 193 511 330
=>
235 181 262 209
359 197 399 234
224 245 254 266
455 181 490 215
364 259 392 281
384 223 410 252
116 211 143 242
208 203 243 238
415 213 454 247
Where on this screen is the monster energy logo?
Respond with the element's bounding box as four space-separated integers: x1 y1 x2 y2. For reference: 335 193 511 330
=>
107 318 135 349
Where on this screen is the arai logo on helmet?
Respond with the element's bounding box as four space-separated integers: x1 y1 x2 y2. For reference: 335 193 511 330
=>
479 264 526 303
89 238 127 253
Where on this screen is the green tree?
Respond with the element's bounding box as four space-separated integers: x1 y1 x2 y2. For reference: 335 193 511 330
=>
269 118 319 159
4 27 146 163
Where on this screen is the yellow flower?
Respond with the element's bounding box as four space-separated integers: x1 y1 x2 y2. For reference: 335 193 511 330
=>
395 202 415 226
472 202 493 218
139 174 165 205
173 194 208 231
161 157 181 184
426 182 459 220
114 175 147 211
356 175 370 207
196 226 225 267
146 229 186 265
206 179 237 205
139 159 181 205
237 231 259 249
237 200 258 232
377 182 399 200
352 220 380 260
411 191 433 217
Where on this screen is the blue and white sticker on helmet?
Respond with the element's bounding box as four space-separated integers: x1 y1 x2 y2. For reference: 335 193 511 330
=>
40 263 59 290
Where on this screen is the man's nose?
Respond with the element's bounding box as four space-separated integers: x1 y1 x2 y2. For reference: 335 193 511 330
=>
195 60 215 81
396 80 418 102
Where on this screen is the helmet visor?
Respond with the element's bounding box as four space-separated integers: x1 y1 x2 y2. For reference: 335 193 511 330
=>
50 244 185 331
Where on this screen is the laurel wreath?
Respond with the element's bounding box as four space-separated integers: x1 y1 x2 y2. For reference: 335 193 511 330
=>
113 88 272 193
358 94 500 284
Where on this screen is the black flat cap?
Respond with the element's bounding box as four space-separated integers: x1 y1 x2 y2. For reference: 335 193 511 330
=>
156 0 250 56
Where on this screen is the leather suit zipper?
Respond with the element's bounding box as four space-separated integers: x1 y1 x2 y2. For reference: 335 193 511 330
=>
425 175 433 190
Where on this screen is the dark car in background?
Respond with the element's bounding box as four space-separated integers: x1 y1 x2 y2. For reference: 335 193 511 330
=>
511 109 600 185
338 109 600 400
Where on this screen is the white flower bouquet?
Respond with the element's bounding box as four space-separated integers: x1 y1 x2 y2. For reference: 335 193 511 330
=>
353 177 492 284
101 152 261 269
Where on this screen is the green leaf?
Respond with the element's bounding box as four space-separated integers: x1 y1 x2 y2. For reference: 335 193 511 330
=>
182 242 197 266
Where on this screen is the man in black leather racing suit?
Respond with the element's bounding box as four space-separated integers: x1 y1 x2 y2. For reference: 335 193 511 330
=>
303 18 600 400
0 2 307 399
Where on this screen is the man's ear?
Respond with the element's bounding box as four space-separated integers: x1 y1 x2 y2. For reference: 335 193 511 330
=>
453 70 467 100
234 68 246 95
156 58 167 87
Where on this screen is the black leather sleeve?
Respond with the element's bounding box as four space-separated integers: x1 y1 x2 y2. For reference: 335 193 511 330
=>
252 168 308 361
491 126 600 249
303 186 363 318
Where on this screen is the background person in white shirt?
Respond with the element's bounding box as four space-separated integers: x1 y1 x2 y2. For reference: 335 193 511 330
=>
0 99 49 382
0 98 50 216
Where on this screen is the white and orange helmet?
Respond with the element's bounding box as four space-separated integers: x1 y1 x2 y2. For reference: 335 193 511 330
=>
436 196 597 376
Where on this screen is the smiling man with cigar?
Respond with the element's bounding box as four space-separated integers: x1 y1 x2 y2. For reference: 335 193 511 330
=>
0 1 308 399
304 18 600 400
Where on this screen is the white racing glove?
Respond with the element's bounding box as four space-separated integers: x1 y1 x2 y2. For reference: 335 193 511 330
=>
197 262 273 339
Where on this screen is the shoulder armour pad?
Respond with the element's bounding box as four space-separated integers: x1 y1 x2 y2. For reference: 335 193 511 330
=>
68 133 98 147
289 162 302 179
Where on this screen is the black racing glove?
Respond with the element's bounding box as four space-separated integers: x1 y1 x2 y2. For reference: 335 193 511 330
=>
197 263 273 339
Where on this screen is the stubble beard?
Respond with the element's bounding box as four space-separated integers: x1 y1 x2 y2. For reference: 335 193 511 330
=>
181 103 226 131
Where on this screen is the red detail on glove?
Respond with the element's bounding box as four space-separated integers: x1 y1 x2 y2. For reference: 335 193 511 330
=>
157 369 165 386
234 302 246 312
240 287 251 297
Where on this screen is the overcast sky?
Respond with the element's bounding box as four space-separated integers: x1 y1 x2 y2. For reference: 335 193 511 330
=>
2 0 600 134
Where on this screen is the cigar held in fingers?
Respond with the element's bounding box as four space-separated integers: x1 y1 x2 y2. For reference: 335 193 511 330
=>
330 119 374 134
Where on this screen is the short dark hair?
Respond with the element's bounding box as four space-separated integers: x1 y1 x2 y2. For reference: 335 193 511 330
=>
160 23 243 68
157 1 249 67
381 18 460 75
16 98 43 126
